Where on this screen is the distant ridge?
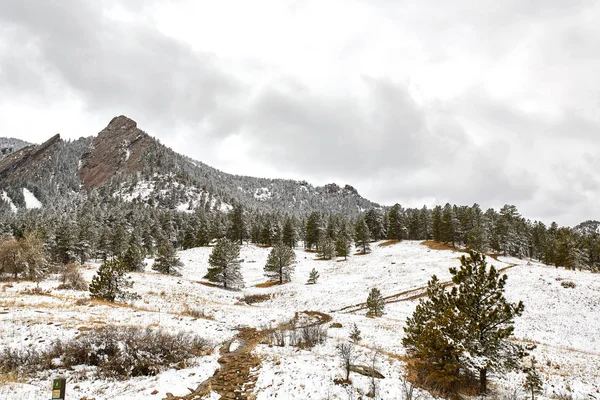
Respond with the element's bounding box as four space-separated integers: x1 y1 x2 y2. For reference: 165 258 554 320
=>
0 115 380 215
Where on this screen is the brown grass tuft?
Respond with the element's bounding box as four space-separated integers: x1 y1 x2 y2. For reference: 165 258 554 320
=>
198 281 222 289
421 241 463 252
254 281 280 288
243 293 272 305
379 240 401 247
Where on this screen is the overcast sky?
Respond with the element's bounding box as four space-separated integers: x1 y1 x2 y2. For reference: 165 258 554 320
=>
1 0 599 226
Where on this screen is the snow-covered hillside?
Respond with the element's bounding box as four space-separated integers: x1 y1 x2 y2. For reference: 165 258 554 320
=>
1 241 598 399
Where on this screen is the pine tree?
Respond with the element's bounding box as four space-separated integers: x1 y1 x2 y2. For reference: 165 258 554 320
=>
264 243 296 284
366 287 384 317
349 323 362 343
282 217 298 248
365 209 386 240
196 216 211 246
335 235 351 260
317 236 336 260
182 225 197 250
402 275 463 394
431 205 442 242
467 225 488 253
523 357 543 400
307 268 319 284
96 227 111 261
403 251 525 395
205 238 243 289
387 203 405 240
75 216 95 264
55 220 76 264
111 223 128 259
305 212 324 250
496 205 521 256
440 203 456 245
354 218 371 254
554 227 585 270
227 203 246 245
122 232 146 272
89 258 139 302
450 251 525 393
152 240 183 275
142 228 155 257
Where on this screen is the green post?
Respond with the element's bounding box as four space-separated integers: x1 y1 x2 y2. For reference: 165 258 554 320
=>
52 378 66 400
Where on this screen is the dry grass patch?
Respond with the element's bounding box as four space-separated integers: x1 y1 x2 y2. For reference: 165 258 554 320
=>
179 303 214 320
379 240 401 247
0 370 25 385
19 287 52 296
243 293 272 305
254 281 280 288
198 281 222 289
421 240 461 251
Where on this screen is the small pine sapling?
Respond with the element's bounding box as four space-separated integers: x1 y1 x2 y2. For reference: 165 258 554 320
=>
264 243 296 284
523 357 543 400
307 268 320 284
89 258 139 302
335 235 351 260
317 237 336 260
152 241 183 275
349 323 362 343
366 287 385 317
205 238 244 289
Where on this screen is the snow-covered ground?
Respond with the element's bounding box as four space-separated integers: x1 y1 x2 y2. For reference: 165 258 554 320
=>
1 241 599 399
0 190 17 212
22 188 42 209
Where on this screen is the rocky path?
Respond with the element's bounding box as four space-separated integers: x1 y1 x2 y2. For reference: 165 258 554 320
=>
163 311 331 400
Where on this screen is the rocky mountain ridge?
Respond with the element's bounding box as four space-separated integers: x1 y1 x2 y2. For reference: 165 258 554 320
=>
0 115 379 215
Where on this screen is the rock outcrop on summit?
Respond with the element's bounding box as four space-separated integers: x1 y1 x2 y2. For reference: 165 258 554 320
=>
78 115 154 189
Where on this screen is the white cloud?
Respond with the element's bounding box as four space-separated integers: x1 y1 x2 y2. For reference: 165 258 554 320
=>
1 0 599 225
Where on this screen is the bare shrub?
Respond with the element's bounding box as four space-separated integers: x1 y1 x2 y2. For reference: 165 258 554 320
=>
560 281 576 289
0 326 211 380
401 376 425 400
57 264 88 291
272 329 287 347
0 348 49 377
499 382 525 400
337 342 357 382
288 328 300 347
182 304 213 320
551 392 573 400
298 325 327 349
19 286 51 296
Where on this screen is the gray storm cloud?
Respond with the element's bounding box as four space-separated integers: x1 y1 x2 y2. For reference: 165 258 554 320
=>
1 0 599 225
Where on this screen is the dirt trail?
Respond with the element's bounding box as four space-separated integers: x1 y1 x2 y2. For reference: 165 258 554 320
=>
163 311 331 400
332 262 518 314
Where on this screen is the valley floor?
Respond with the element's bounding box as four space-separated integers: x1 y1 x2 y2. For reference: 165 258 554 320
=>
1 241 599 399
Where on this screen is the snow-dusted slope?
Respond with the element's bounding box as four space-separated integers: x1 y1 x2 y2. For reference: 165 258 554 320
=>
22 188 42 209
1 241 598 399
1 190 17 212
